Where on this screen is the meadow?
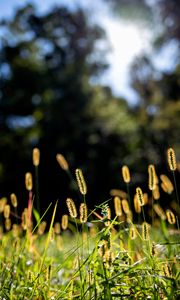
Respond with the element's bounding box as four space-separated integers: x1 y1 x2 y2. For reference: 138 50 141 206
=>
0 148 179 300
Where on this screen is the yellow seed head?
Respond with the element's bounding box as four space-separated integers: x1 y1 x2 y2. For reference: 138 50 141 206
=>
54 222 61 234
136 187 144 206
5 218 11 231
38 221 47 235
161 182 169 193
134 194 141 213
122 165 131 183
167 148 177 171
114 196 122 216
163 263 172 277
152 185 160 200
126 210 133 223
143 193 149 205
160 175 174 194
148 165 156 190
121 199 130 214
21 208 28 230
75 169 87 195
12 224 21 238
0 197 7 213
142 222 150 241
25 172 33 191
79 203 88 223
105 207 111 226
129 226 137 240
66 198 77 218
166 210 176 225
32 148 40 166
153 204 166 220
56 153 69 171
61 214 68 230
56 235 63 250
4 204 10 219
10 193 18 207
110 189 127 198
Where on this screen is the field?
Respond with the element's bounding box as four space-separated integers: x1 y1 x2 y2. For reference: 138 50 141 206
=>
0 148 179 300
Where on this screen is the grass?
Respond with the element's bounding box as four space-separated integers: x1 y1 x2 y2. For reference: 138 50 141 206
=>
0 150 179 299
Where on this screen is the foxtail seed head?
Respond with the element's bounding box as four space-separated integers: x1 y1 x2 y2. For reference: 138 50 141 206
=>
56 153 69 171
25 172 33 191
80 203 88 223
75 169 87 195
148 165 156 191
121 199 130 214
66 198 77 218
142 222 150 241
166 209 176 224
134 194 141 213
136 187 144 206
129 226 137 240
110 189 127 198
122 165 131 183
0 197 7 213
10 193 18 208
114 196 122 216
4 204 10 219
152 185 160 200
161 182 169 193
54 222 61 234
61 214 68 230
32 148 40 166
105 207 111 226
160 175 174 194
153 204 166 220
167 148 177 171
5 218 11 231
37 221 47 235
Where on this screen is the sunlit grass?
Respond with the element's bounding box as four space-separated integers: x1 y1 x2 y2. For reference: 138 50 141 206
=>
0 148 179 299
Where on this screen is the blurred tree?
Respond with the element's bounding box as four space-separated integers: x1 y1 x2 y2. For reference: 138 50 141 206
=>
0 4 138 210
106 0 180 165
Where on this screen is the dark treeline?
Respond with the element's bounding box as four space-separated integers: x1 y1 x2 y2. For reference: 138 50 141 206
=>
0 1 179 217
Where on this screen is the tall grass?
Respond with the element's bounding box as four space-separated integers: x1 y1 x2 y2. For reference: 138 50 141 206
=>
0 147 179 299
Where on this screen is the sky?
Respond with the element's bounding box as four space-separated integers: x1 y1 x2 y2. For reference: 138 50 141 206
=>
0 0 176 104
